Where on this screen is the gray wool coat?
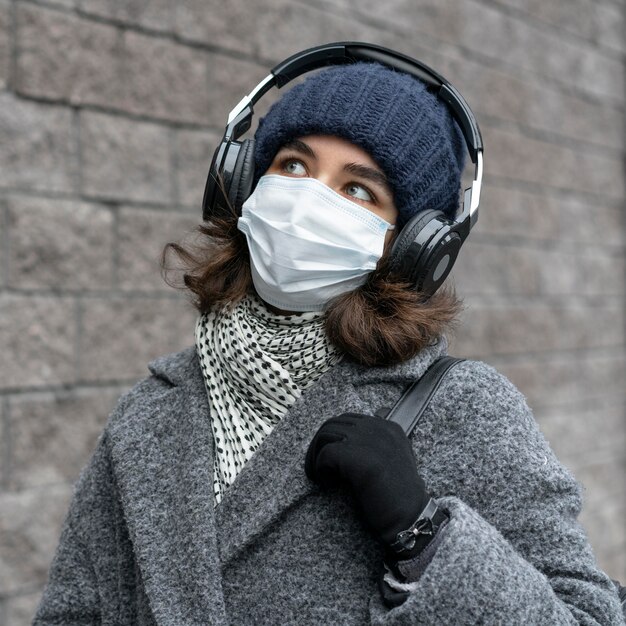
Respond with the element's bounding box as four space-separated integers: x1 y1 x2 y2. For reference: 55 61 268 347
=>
33 336 625 625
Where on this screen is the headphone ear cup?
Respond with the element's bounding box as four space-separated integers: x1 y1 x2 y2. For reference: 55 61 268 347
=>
415 228 462 295
202 139 229 221
388 209 461 296
388 209 441 278
228 138 256 214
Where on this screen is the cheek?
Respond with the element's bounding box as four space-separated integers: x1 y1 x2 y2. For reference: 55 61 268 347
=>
378 202 399 228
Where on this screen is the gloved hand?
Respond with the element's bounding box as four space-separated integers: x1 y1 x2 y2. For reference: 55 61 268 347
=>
305 412 431 556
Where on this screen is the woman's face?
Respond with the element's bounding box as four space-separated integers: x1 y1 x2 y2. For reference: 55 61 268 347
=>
265 134 399 246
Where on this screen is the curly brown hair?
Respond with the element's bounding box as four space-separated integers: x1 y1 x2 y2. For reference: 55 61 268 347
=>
161 195 462 367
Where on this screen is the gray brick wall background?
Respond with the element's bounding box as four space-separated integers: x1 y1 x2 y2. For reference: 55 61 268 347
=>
0 0 624 622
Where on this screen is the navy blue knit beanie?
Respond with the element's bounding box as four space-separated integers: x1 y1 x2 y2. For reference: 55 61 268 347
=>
253 62 467 228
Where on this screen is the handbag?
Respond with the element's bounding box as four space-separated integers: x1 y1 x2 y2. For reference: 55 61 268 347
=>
377 356 626 618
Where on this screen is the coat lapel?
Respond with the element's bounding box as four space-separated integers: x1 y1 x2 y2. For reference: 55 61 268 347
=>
214 336 449 566
214 356 361 566
107 347 227 625
106 335 448 621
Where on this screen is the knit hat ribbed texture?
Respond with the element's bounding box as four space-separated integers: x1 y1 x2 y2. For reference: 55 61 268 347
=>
252 62 467 227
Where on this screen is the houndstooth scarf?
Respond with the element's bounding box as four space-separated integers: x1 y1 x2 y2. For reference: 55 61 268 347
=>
195 291 344 506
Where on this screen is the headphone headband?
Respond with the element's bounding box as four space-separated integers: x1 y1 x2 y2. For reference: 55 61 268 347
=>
227 42 482 164
272 43 483 163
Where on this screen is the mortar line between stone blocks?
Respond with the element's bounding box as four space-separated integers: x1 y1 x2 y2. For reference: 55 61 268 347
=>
7 0 16 93
0 185 199 214
462 290 626 303
452 363 626 385
74 295 83 386
73 106 83 197
0 380 133 397
1 285 192 300
0 594 6 626
111 205 119 290
462 341 626 361
1 396 10 490
502 364 626 384
464 291 626 306
169 126 179 209
532 393 626 415
469 230 626 254
8 89 224 133
0 196 8 292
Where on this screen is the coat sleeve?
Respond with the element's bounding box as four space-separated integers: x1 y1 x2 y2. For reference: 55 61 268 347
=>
369 361 625 625
32 516 101 625
32 394 130 626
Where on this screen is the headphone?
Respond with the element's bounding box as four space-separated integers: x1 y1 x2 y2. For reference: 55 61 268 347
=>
202 41 483 297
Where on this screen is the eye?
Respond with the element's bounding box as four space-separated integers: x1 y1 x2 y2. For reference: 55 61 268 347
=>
281 158 307 176
345 183 374 203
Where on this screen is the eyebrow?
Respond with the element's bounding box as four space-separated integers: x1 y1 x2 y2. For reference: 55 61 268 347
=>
278 138 392 195
280 138 316 159
343 162 391 195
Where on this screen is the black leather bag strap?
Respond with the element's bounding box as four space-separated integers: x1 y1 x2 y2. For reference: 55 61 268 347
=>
377 356 465 436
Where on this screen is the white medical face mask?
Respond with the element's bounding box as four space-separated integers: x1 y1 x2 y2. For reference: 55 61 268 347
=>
237 174 396 313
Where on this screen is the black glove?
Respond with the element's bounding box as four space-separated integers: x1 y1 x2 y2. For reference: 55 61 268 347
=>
305 413 430 556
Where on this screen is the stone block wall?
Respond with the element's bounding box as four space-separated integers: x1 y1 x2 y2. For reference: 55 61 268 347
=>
0 0 624 622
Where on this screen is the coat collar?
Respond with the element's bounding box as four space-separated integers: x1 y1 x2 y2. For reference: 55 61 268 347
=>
107 337 447 622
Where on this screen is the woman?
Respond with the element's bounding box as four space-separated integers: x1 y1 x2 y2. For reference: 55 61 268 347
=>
33 56 624 625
